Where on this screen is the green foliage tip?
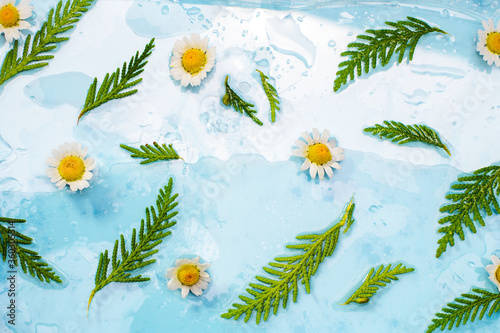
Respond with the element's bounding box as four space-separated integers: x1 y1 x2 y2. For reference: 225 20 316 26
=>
334 16 449 92
221 196 356 324
342 263 415 305
87 178 178 315
222 75 263 126
120 142 182 165
78 38 156 123
0 217 62 284
364 121 450 155
435 165 500 258
426 287 500 332
0 0 96 87
255 69 280 123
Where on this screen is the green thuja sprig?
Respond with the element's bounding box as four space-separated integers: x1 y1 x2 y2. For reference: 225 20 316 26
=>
0 0 95 87
426 288 500 332
342 263 414 305
222 75 263 126
435 165 500 258
120 142 182 165
255 69 280 123
334 16 449 91
364 121 450 155
221 197 356 324
87 178 178 314
78 38 155 123
0 217 62 284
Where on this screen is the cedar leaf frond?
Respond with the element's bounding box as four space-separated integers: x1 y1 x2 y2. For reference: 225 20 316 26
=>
0 0 95 87
221 196 356 324
342 263 414 305
222 75 263 126
333 16 448 91
120 142 181 165
364 121 450 155
435 165 500 258
87 178 179 314
0 217 62 284
426 288 500 332
78 38 155 123
255 69 280 123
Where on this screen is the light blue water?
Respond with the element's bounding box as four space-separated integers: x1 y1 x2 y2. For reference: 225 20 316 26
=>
1 0 500 332
1 151 499 332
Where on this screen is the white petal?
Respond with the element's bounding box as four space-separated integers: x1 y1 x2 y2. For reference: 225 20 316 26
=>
492 255 500 265
317 165 325 180
190 284 202 296
84 157 96 171
329 162 342 170
312 128 320 142
320 129 330 142
69 182 78 192
328 138 338 147
300 159 311 171
189 256 201 265
325 165 334 178
301 132 313 145
197 280 209 290
175 258 190 267
190 33 201 47
181 286 190 298
294 140 307 148
82 171 93 181
165 267 177 278
330 147 344 155
309 163 318 178
46 156 60 167
335 154 345 162
292 148 306 157
180 73 191 87
167 278 181 290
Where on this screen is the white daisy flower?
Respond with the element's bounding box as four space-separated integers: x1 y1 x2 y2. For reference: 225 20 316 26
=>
0 0 33 43
166 256 211 298
292 128 345 180
170 33 216 87
45 142 96 192
477 18 500 67
485 255 500 292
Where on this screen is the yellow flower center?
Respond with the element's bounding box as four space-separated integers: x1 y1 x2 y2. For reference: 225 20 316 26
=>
307 143 332 165
0 4 20 28
486 32 500 55
58 156 85 182
177 265 200 286
182 49 207 75
496 266 500 283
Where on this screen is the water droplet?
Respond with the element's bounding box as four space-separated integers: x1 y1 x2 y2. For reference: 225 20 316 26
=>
198 14 204 21
237 81 250 94
369 205 379 213
161 5 169 15
467 261 476 268
297 16 303 22
186 7 201 16
441 9 449 17
328 40 336 47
